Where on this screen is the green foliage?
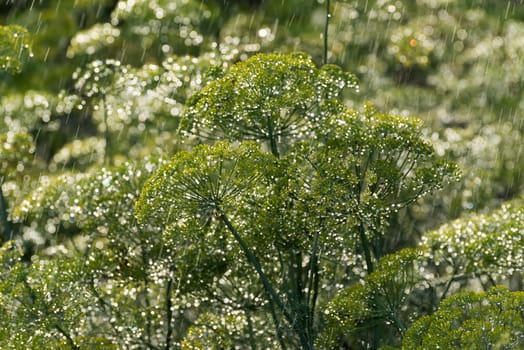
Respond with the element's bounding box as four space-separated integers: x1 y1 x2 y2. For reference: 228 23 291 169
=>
67 53 231 163
0 132 34 179
2 0 523 349
137 141 273 229
429 123 524 213
13 160 159 249
11 172 87 244
68 0 218 62
73 59 125 101
50 137 105 170
0 25 31 74
181 52 358 155
9 160 204 348
0 90 55 133
320 248 419 348
290 105 458 276
402 286 524 349
180 312 249 349
428 18 524 123
138 65 456 346
421 200 524 276
0 241 113 349
136 141 276 292
67 23 122 58
307 105 458 219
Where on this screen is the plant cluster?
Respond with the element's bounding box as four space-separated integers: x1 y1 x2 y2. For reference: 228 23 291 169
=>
0 0 523 349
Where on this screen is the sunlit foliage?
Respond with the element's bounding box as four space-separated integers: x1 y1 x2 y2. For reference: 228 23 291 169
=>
0 91 54 132
67 53 231 163
293 105 458 276
1 0 524 349
137 55 456 348
68 0 217 62
402 286 524 349
0 241 115 349
0 132 34 179
422 200 524 277
180 312 250 349
182 52 358 156
0 25 32 74
320 248 419 349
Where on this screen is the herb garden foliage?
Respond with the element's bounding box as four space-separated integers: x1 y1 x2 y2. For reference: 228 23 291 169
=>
402 286 524 349
321 248 420 348
1 0 524 349
0 25 32 75
137 54 457 349
0 26 35 243
181 52 358 156
422 200 524 277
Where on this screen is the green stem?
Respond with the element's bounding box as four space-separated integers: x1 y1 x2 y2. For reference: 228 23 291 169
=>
164 276 173 350
440 273 456 301
356 157 374 274
273 251 289 350
55 323 80 350
103 98 112 166
359 223 374 273
287 249 309 347
220 211 287 319
266 115 280 158
268 296 288 350
323 0 331 65
22 278 80 350
220 211 313 348
310 257 320 333
87 276 123 341
0 176 12 242
221 211 313 349
290 250 312 348
306 230 320 339
390 312 407 336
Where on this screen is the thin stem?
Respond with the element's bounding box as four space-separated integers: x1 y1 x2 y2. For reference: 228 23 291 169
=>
305 231 320 349
356 162 374 274
440 269 459 301
288 251 298 308
268 297 288 350
272 251 290 349
87 276 129 347
306 231 319 323
310 255 320 331
289 250 313 350
287 250 305 344
214 26 221 53
0 175 12 242
164 276 173 350
21 280 82 350
103 98 111 166
55 323 80 350
219 211 288 320
357 151 373 201
359 223 374 273
389 313 407 336
266 115 280 158
277 249 288 297
219 211 313 348
323 0 331 65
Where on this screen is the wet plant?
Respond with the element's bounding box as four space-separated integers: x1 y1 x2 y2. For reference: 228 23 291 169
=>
1 1 524 349
138 53 457 349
